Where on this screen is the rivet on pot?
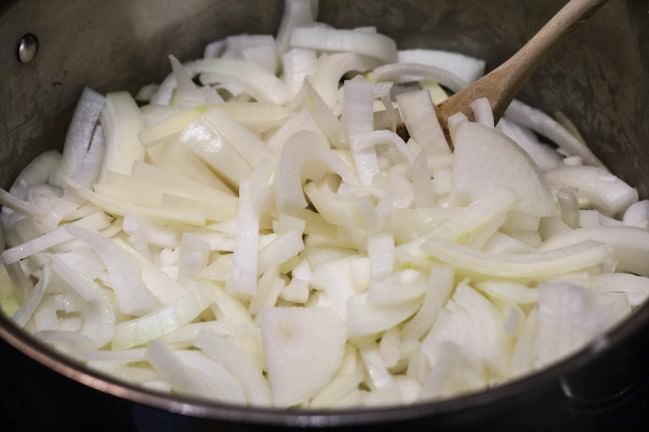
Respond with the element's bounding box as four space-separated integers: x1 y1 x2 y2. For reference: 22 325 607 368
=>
17 33 39 64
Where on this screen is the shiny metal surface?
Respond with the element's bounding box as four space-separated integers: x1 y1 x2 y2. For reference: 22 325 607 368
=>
16 33 38 63
0 0 648 428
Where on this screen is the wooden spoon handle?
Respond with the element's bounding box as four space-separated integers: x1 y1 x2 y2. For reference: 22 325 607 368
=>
437 0 609 128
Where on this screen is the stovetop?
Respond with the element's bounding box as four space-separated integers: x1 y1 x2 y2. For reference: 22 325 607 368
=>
2 339 649 432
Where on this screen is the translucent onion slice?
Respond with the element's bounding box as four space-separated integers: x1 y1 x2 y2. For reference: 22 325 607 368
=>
66 225 158 316
422 238 613 281
291 26 398 63
112 284 217 350
539 226 649 277
397 49 485 84
260 307 347 407
97 92 145 182
154 58 291 106
53 88 105 187
505 100 604 168
396 90 449 156
544 166 638 215
195 330 272 406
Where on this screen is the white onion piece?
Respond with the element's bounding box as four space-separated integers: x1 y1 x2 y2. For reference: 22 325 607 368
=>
178 234 210 280
310 255 369 318
241 42 278 74
422 283 508 376
311 53 379 110
451 121 558 218
212 102 292 135
276 0 316 56
544 166 638 216
112 284 217 350
195 330 272 406
379 327 401 368
146 341 215 398
50 254 101 301
53 88 105 187
104 171 237 209
432 188 517 243
556 188 580 229
75 124 106 189
274 130 329 214
367 233 394 281
510 308 538 378
7 151 61 200
623 200 649 229
397 49 485 84
179 118 253 186
203 108 274 168
539 226 649 277
535 282 628 366
305 180 378 230
475 280 538 305
368 270 427 306
422 238 612 280
359 342 393 390
505 100 604 168
204 39 226 58
344 78 379 186
304 80 344 147
470 97 494 128
482 232 535 255
397 89 450 157
346 293 421 337
260 307 346 407
155 58 291 106
282 48 317 96
372 63 467 92
97 92 144 183
310 371 362 408
12 265 50 327
2 212 112 264
590 273 649 307
135 84 160 103
138 109 203 148
257 230 304 275
401 266 454 341
131 160 232 197
168 55 209 108
352 130 415 165
66 287 115 348
65 177 207 226
291 27 397 63
66 225 158 315
0 189 46 219
174 351 246 405
228 179 259 297
497 118 561 172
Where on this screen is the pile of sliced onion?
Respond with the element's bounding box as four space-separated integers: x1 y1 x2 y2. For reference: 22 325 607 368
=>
1 0 647 408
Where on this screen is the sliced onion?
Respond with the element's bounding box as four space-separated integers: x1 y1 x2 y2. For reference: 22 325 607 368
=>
544 166 638 216
397 49 485 84
52 88 105 187
396 90 449 156
291 27 397 63
422 238 613 281
539 226 649 277
505 100 604 168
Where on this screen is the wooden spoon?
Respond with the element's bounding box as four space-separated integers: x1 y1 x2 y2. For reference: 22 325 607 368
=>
423 0 609 139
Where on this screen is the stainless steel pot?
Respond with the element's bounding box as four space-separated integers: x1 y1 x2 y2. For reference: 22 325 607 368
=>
1 0 648 429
